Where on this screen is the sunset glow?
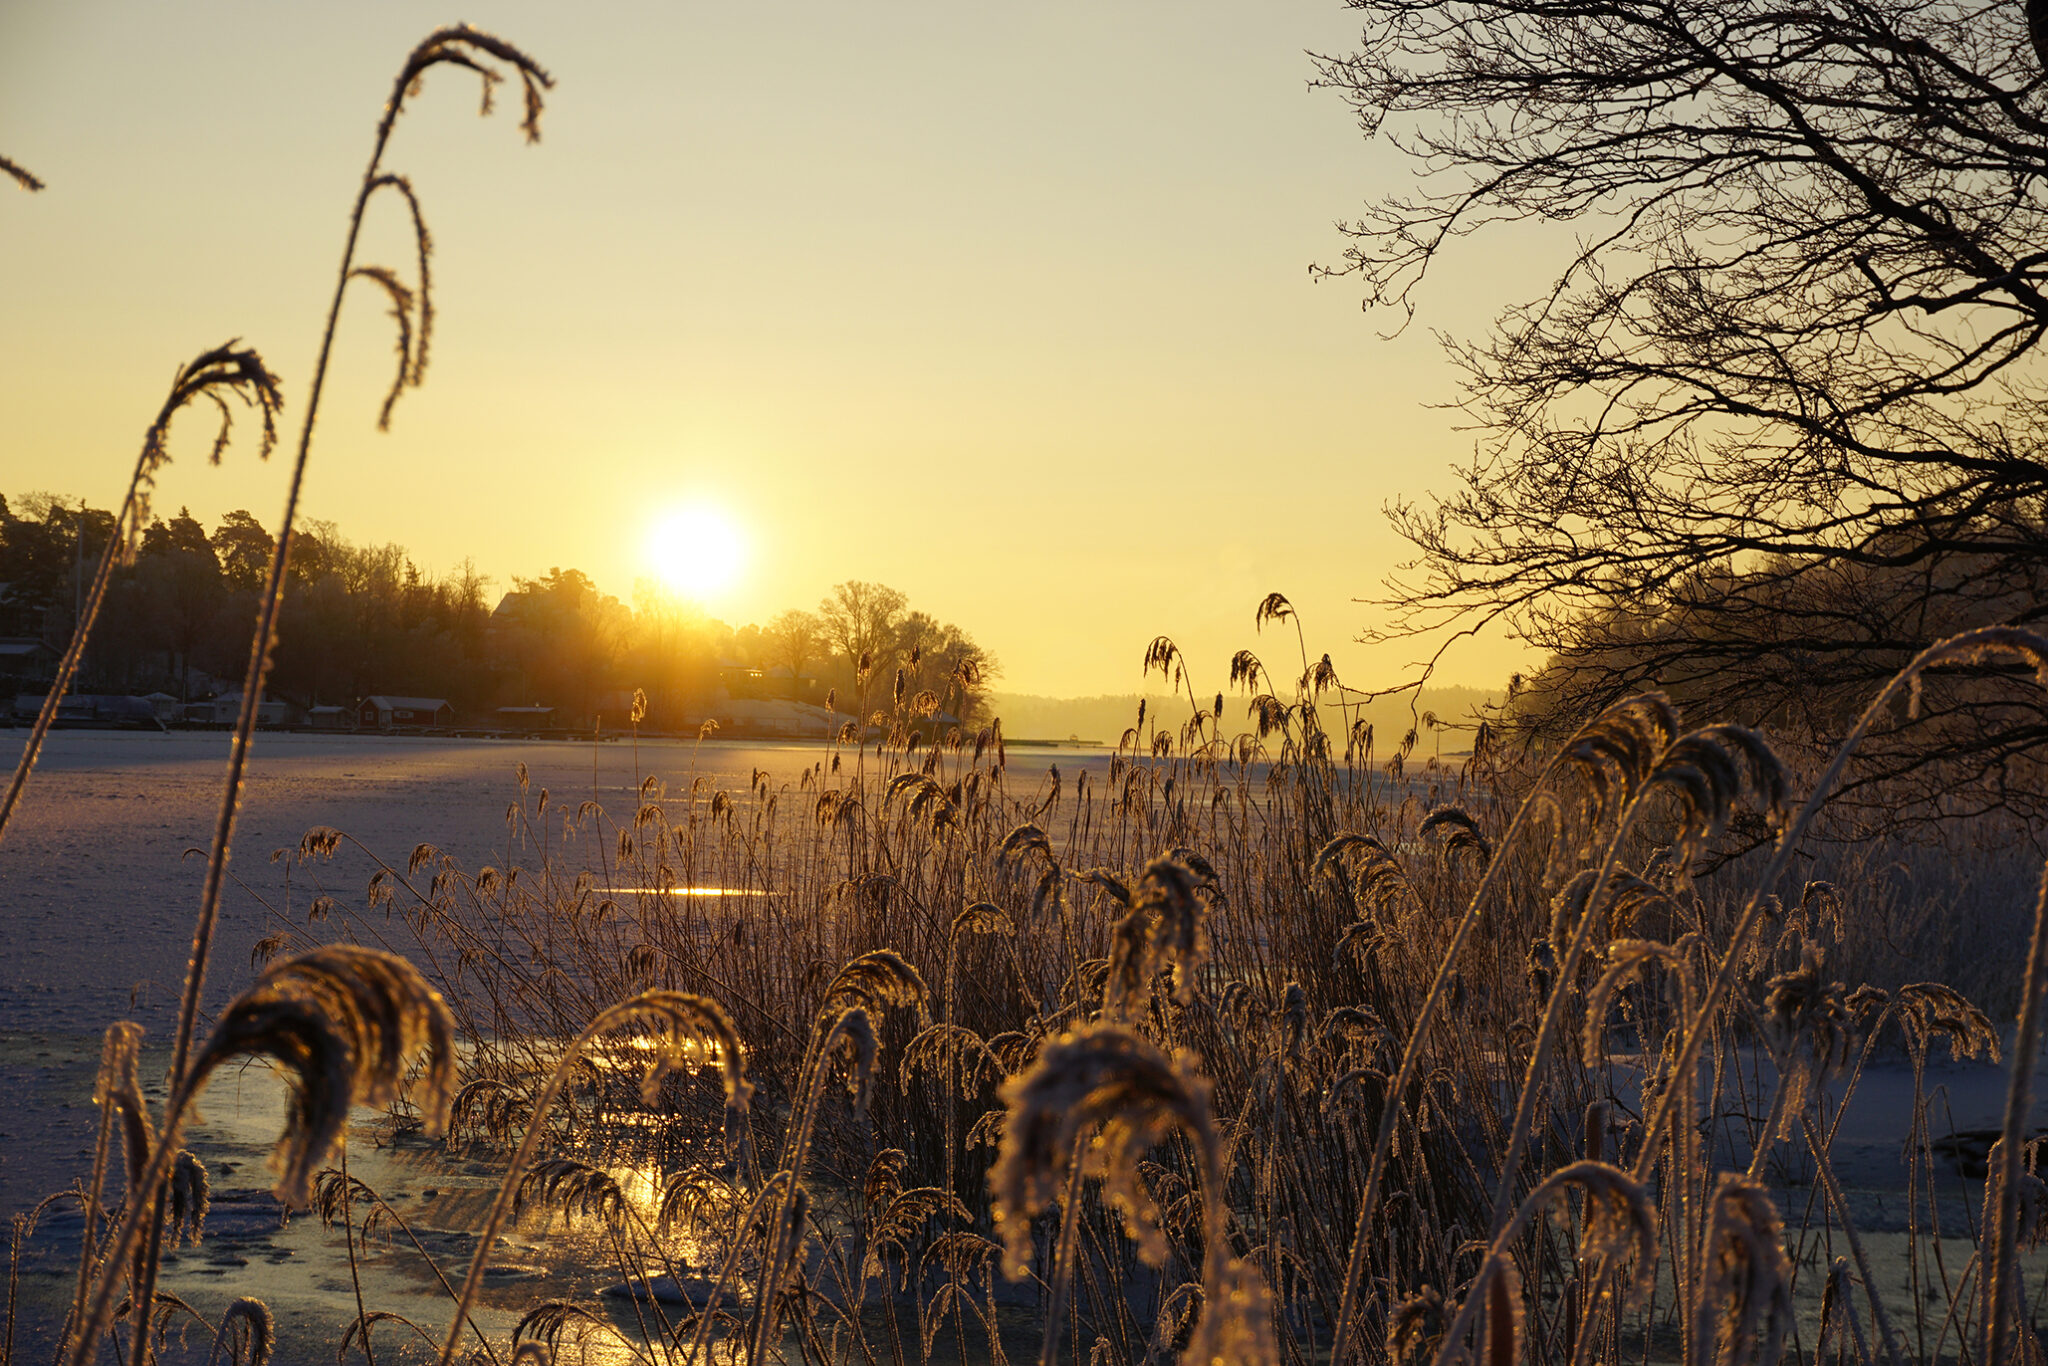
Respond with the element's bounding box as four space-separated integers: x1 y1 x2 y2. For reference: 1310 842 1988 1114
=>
0 3 1542 697
646 503 747 602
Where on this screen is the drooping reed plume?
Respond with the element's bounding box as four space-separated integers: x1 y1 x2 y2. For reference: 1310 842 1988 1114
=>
0 345 282 850
992 1021 1277 1366
203 1298 273 1366
60 946 455 1366
58 32 555 1366
1692 1175 1795 1366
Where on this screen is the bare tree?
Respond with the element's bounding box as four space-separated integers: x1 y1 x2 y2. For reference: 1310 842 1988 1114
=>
817 580 906 692
764 608 823 683
893 610 1000 723
1316 0 2048 829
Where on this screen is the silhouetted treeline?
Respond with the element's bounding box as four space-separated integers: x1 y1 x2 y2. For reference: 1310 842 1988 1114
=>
0 495 996 727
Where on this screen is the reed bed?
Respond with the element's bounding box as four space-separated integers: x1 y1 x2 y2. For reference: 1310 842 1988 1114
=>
24 636 2048 1366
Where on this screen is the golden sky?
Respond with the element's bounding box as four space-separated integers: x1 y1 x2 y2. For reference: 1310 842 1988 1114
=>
0 2 1545 698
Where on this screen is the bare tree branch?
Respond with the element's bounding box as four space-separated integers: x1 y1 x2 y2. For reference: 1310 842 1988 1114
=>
1320 0 2048 832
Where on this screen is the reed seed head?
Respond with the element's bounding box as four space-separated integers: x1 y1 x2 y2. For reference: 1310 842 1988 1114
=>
1582 939 1696 1061
580 990 752 1131
2 155 43 191
989 1021 1218 1277
1389 1285 1446 1366
94 1021 155 1204
207 1297 274 1366
167 1150 210 1248
1558 693 1681 833
1764 941 1852 1113
952 901 1015 938
818 949 931 1031
1103 907 1153 1019
1541 1160 1659 1303
190 946 456 1206
129 344 284 559
900 1023 1003 1094
1892 981 2000 1061
1419 805 1492 873
393 25 554 144
1693 1174 1795 1366
1143 636 1185 688
513 1303 613 1363
1321 1005 1388 1067
1643 725 1791 871
863 1184 971 1287
1141 855 1212 1004
516 1157 629 1227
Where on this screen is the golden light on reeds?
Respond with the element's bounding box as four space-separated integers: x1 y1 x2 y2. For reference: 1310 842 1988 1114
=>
19 614 2048 1366
17 16 2048 1343
192 946 458 1206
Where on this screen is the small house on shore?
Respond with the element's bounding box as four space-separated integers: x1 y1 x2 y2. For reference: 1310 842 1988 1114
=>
0 638 57 680
188 693 295 727
357 696 453 731
495 705 556 734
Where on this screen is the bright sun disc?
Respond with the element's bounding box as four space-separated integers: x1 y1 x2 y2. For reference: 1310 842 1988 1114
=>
648 504 746 600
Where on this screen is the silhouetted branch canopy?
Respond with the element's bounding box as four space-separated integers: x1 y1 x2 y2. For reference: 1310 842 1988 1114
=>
1316 0 2048 830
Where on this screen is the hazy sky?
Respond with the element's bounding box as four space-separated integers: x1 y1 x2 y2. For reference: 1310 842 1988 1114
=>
1 2 1546 698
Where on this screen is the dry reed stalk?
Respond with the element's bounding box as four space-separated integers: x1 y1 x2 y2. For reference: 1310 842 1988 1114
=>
335 1146 377 1366
130 34 549 1363
60 947 454 1366
434 990 746 1366
1983 860 2048 1366
0 345 281 852
172 20 552 1107
1325 694 1678 1366
1625 629 2048 1188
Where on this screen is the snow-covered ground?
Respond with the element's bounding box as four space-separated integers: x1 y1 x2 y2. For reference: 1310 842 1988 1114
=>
0 730 1102 1359
0 731 1089 1208
0 729 1092 1036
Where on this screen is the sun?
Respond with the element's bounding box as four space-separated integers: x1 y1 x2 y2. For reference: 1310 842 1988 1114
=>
646 503 747 601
